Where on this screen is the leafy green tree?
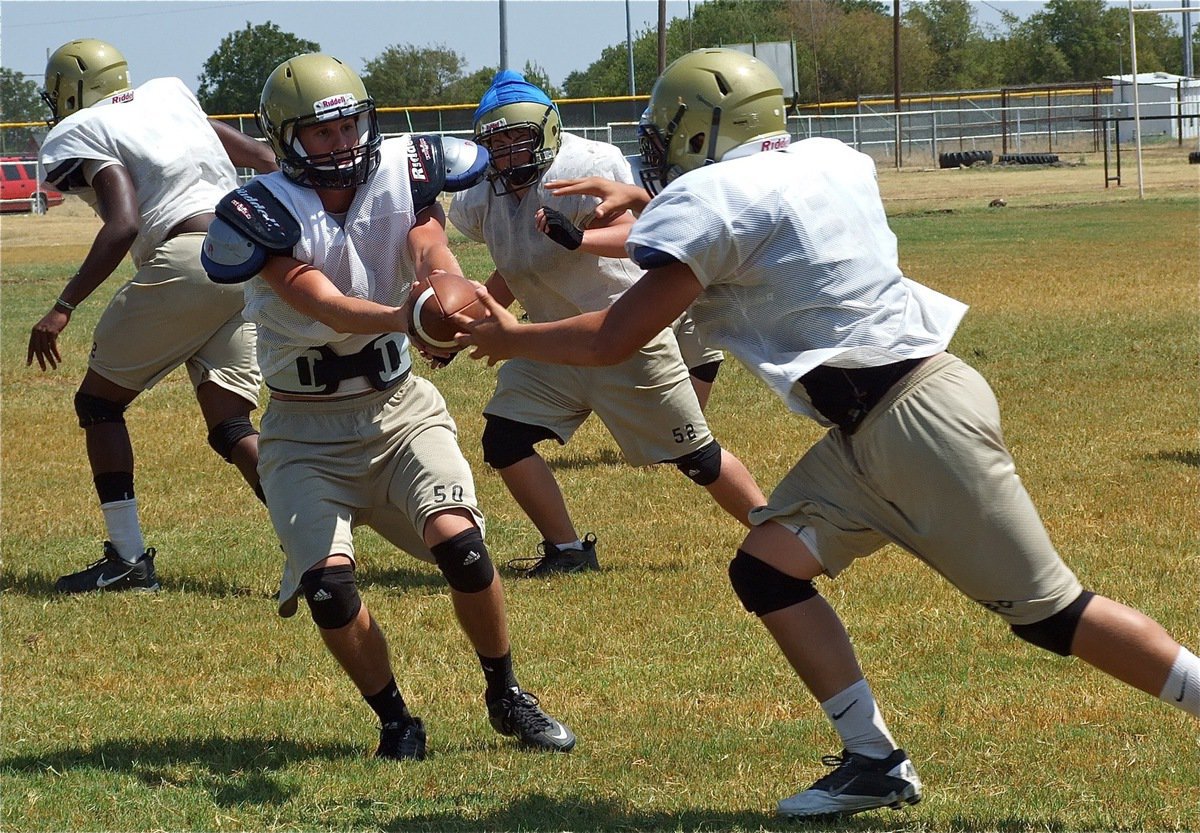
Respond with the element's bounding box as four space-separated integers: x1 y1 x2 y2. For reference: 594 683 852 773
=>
905 0 986 89
362 44 466 106
197 22 319 115
445 62 560 109
0 67 48 154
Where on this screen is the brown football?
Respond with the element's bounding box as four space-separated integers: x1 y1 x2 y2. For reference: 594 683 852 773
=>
408 272 485 350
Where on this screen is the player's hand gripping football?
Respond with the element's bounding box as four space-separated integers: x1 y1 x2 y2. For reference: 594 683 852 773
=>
408 270 459 369
450 285 521 367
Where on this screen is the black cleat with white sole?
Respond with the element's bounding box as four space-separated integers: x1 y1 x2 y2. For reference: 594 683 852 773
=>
487 686 576 752
55 542 160 594
776 748 922 818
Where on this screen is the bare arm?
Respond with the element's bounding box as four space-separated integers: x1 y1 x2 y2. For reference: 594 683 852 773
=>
27 164 139 370
535 206 634 259
543 176 650 223
456 260 702 367
408 204 464 282
210 119 279 174
258 256 407 335
484 270 516 309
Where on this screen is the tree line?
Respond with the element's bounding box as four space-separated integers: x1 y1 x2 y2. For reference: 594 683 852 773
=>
3 0 1194 139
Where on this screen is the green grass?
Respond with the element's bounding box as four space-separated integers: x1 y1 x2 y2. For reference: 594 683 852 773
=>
2 198 1198 831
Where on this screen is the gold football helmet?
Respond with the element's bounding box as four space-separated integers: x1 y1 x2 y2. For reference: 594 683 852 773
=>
258 53 380 189
639 48 790 194
42 39 132 123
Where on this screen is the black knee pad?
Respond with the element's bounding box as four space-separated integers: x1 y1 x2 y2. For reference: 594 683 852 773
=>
301 564 362 630
481 415 558 469
207 416 258 462
1010 589 1095 656
689 359 722 384
431 528 495 593
74 392 127 428
728 549 818 616
671 439 722 486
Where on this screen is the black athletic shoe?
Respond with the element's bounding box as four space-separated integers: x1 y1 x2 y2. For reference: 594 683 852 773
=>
375 716 427 761
55 542 160 594
508 533 599 577
776 748 922 818
487 686 576 752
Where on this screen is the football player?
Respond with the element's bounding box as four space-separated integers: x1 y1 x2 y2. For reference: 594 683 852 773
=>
448 70 765 577
455 48 1200 817
200 53 574 760
27 39 278 593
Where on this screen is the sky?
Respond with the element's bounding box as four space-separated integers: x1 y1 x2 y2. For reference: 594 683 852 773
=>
0 0 1189 97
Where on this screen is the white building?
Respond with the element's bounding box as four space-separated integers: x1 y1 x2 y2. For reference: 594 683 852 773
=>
1107 72 1200 142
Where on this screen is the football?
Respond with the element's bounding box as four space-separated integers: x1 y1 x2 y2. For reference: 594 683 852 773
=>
408 271 486 351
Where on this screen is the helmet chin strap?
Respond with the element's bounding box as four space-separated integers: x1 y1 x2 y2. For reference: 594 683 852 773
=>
704 106 723 165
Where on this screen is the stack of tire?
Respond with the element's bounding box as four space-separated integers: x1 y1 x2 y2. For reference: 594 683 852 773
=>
1188 150 1200 164
938 150 993 168
997 153 1059 165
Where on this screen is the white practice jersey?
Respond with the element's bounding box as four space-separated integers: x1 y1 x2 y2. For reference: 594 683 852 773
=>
40 77 238 268
449 132 644 322
626 137 968 421
243 137 419 381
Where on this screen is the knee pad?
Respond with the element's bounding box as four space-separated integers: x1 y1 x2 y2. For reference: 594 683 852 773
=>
1010 589 1095 656
74 392 127 428
301 564 362 630
481 415 557 470
671 439 722 486
689 360 722 384
728 549 818 616
431 528 495 593
207 416 258 462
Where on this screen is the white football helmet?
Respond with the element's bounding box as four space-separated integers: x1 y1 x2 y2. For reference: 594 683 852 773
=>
257 53 381 189
638 48 790 194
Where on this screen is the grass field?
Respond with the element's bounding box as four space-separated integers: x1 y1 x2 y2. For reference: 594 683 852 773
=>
1 149 1198 832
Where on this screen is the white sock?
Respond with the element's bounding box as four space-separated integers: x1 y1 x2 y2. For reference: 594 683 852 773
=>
100 498 144 563
1159 646 1200 718
820 679 898 759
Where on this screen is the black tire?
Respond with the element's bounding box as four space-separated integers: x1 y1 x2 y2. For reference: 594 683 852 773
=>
999 153 1057 166
1189 151 1200 164
31 193 48 215
938 149 993 169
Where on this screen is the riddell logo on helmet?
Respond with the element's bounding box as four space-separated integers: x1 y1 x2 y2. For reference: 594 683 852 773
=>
481 118 508 132
313 93 356 114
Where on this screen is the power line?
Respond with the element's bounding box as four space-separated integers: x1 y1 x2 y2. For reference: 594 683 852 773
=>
4 2 270 29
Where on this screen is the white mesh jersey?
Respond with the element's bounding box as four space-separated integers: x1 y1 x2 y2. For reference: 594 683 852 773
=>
449 132 644 322
243 137 418 381
626 137 968 421
39 77 237 268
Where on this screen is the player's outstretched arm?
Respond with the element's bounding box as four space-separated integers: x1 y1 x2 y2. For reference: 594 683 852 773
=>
455 261 700 369
210 119 279 174
536 206 633 259
543 176 650 224
28 165 139 371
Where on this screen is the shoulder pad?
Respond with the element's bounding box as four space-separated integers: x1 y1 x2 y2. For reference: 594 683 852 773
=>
202 216 267 284
407 134 489 212
214 180 300 254
440 136 489 192
408 134 448 213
